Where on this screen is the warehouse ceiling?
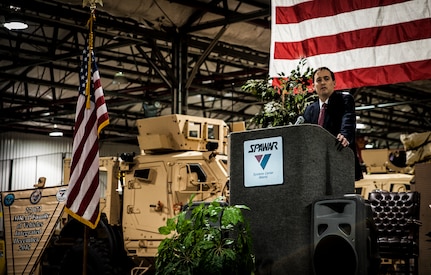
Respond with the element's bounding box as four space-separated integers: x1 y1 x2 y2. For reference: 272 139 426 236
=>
1 0 431 149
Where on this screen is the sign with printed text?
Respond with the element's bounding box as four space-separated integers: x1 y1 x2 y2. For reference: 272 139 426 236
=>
244 136 283 187
2 186 66 274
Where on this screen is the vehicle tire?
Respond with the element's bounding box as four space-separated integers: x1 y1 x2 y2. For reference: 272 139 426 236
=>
58 239 115 275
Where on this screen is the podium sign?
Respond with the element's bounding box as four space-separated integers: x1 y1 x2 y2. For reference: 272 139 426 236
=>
244 136 284 187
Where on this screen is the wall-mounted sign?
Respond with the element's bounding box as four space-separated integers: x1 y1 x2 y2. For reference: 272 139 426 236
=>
244 136 283 187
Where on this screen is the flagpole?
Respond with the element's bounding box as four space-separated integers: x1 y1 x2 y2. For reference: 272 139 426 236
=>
64 0 107 272
81 2 100 275
82 8 93 274
83 225 88 275
85 8 95 109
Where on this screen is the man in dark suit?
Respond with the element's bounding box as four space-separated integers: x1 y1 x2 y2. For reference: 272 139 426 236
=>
304 67 363 180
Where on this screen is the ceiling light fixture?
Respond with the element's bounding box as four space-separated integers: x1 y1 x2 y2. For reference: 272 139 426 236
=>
3 6 28 30
3 21 28 30
112 71 128 85
49 124 63 137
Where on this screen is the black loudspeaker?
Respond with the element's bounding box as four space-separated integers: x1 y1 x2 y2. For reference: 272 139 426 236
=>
312 194 379 275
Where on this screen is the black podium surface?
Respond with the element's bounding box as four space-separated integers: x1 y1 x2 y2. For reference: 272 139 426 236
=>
229 124 355 275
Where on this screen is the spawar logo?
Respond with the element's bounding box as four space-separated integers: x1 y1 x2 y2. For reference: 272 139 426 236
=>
255 154 271 169
248 141 279 153
244 136 283 187
248 141 278 170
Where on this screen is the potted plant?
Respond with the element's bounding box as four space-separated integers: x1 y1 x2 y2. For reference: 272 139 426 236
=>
241 58 316 128
155 197 255 275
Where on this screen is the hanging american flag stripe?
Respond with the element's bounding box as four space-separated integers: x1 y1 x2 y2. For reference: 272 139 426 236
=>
270 0 431 89
65 45 109 229
275 0 408 24
274 18 431 59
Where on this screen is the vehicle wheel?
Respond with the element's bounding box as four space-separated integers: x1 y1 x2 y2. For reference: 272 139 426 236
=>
59 239 115 275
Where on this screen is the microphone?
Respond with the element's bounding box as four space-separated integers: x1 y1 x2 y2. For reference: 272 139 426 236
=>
294 116 305 125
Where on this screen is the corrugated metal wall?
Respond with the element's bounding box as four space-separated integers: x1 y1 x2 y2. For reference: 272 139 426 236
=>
0 132 139 191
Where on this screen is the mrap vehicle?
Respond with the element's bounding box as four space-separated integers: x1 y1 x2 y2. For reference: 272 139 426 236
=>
355 148 413 198
2 114 231 275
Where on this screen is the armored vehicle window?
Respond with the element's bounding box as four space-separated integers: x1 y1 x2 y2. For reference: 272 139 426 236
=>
219 159 228 171
134 169 155 182
207 124 219 140
187 122 201 139
187 164 207 182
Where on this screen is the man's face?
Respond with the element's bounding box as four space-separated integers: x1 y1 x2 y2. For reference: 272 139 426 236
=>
313 69 335 101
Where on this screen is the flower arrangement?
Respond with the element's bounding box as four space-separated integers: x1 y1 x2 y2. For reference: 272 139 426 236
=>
241 58 317 128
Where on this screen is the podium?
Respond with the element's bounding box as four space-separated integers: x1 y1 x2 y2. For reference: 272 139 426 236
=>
229 124 355 274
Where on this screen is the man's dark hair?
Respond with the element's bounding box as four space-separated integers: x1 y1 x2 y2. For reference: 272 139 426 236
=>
313 67 335 81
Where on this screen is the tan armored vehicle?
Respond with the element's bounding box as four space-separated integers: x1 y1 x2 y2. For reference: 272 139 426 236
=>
355 149 413 198
37 114 230 274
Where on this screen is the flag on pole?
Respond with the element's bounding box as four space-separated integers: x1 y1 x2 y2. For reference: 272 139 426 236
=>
270 0 431 89
65 44 109 229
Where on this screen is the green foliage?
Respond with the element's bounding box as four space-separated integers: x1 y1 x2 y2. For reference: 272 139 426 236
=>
155 197 255 275
242 58 317 128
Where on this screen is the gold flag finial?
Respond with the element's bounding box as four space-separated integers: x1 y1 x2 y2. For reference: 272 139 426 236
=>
82 0 103 8
83 0 99 109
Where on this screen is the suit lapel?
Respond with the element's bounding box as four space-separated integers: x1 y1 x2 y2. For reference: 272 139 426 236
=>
312 102 320 124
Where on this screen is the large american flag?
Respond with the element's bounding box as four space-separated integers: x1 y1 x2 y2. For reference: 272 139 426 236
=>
270 0 431 89
65 45 109 229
